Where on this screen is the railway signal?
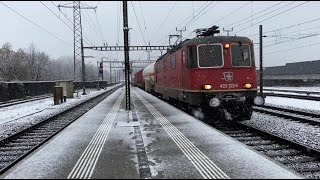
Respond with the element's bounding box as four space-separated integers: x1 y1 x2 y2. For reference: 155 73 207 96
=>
99 62 103 74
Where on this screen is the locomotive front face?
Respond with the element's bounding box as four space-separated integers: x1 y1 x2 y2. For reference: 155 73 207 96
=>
192 42 255 91
184 38 264 120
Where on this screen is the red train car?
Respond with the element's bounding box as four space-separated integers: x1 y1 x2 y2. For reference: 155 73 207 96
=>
133 69 144 89
137 26 264 121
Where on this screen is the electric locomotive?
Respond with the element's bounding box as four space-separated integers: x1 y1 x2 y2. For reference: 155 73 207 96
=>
136 25 264 121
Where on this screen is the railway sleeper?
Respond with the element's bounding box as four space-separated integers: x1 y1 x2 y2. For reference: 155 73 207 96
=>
252 145 289 151
275 157 316 164
7 141 39 147
0 156 19 162
0 146 31 151
0 150 26 156
227 133 254 137
20 135 48 139
234 136 265 141
262 150 302 157
13 138 44 143
222 130 247 134
243 140 276 146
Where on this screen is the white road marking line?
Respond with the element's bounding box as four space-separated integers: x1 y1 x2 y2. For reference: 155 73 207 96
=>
68 91 124 179
133 89 230 179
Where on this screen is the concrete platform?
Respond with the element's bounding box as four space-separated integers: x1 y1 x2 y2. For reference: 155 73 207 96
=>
0 87 304 179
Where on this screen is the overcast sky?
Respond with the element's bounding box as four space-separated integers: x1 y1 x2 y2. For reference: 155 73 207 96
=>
1 1 319 68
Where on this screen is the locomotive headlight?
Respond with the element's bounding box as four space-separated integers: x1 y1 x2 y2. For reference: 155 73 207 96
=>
244 83 252 89
209 98 220 107
224 43 230 49
203 84 212 90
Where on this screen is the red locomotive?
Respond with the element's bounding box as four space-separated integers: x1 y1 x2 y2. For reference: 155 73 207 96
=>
134 25 264 121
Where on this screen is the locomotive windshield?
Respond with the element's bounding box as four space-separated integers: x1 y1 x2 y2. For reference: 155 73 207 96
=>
198 44 223 67
231 43 251 67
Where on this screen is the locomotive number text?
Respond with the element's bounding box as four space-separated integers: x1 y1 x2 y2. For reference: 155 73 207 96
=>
219 83 238 89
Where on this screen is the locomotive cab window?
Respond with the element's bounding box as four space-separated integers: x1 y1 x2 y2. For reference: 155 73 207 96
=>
198 44 223 67
231 43 251 67
187 46 197 68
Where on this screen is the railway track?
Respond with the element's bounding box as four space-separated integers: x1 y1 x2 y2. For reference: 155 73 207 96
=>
0 94 52 108
263 88 320 96
260 88 320 101
253 105 320 125
0 85 123 175
211 121 320 179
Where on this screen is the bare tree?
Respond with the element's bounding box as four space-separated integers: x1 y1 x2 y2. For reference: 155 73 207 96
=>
11 48 28 80
0 42 13 81
25 43 50 81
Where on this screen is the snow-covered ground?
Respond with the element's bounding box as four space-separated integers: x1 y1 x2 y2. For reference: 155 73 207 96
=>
0 85 320 151
0 85 121 140
242 86 320 151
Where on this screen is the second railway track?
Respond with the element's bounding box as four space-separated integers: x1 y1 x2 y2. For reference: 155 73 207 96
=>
0 85 123 175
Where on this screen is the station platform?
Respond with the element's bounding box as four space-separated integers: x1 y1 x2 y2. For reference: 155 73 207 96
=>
0 86 304 179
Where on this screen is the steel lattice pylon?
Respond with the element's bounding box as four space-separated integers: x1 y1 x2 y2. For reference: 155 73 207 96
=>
73 1 83 81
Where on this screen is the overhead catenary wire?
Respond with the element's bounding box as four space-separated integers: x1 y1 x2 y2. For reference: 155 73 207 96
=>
232 1 296 29
248 16 320 38
153 2 176 33
209 1 251 27
131 1 147 46
152 1 210 45
0 1 73 47
40 1 73 31
223 1 285 28
265 41 320 55
53 1 107 59
235 1 309 34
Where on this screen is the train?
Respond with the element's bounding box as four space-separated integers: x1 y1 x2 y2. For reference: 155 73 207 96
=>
133 25 264 121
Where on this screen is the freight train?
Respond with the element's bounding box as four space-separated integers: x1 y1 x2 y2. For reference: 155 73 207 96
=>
134 25 264 121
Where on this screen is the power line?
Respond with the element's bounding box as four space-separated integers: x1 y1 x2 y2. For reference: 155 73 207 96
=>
138 2 150 63
155 1 217 46
56 1 106 59
154 2 176 33
152 1 210 45
182 1 218 29
0 1 72 47
235 1 309 34
233 1 295 29
40 1 73 31
51 1 94 46
224 1 284 28
264 32 320 48
131 1 147 45
82 10 105 44
51 1 73 24
212 1 251 26
265 41 320 55
247 17 320 38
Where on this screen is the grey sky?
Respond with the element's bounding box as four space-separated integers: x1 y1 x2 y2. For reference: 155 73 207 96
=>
0 1 319 68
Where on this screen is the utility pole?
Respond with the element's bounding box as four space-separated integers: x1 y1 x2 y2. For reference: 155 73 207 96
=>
123 1 131 110
58 1 96 95
100 58 104 88
223 27 233 36
110 61 112 84
176 27 186 43
259 25 263 97
146 42 151 60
